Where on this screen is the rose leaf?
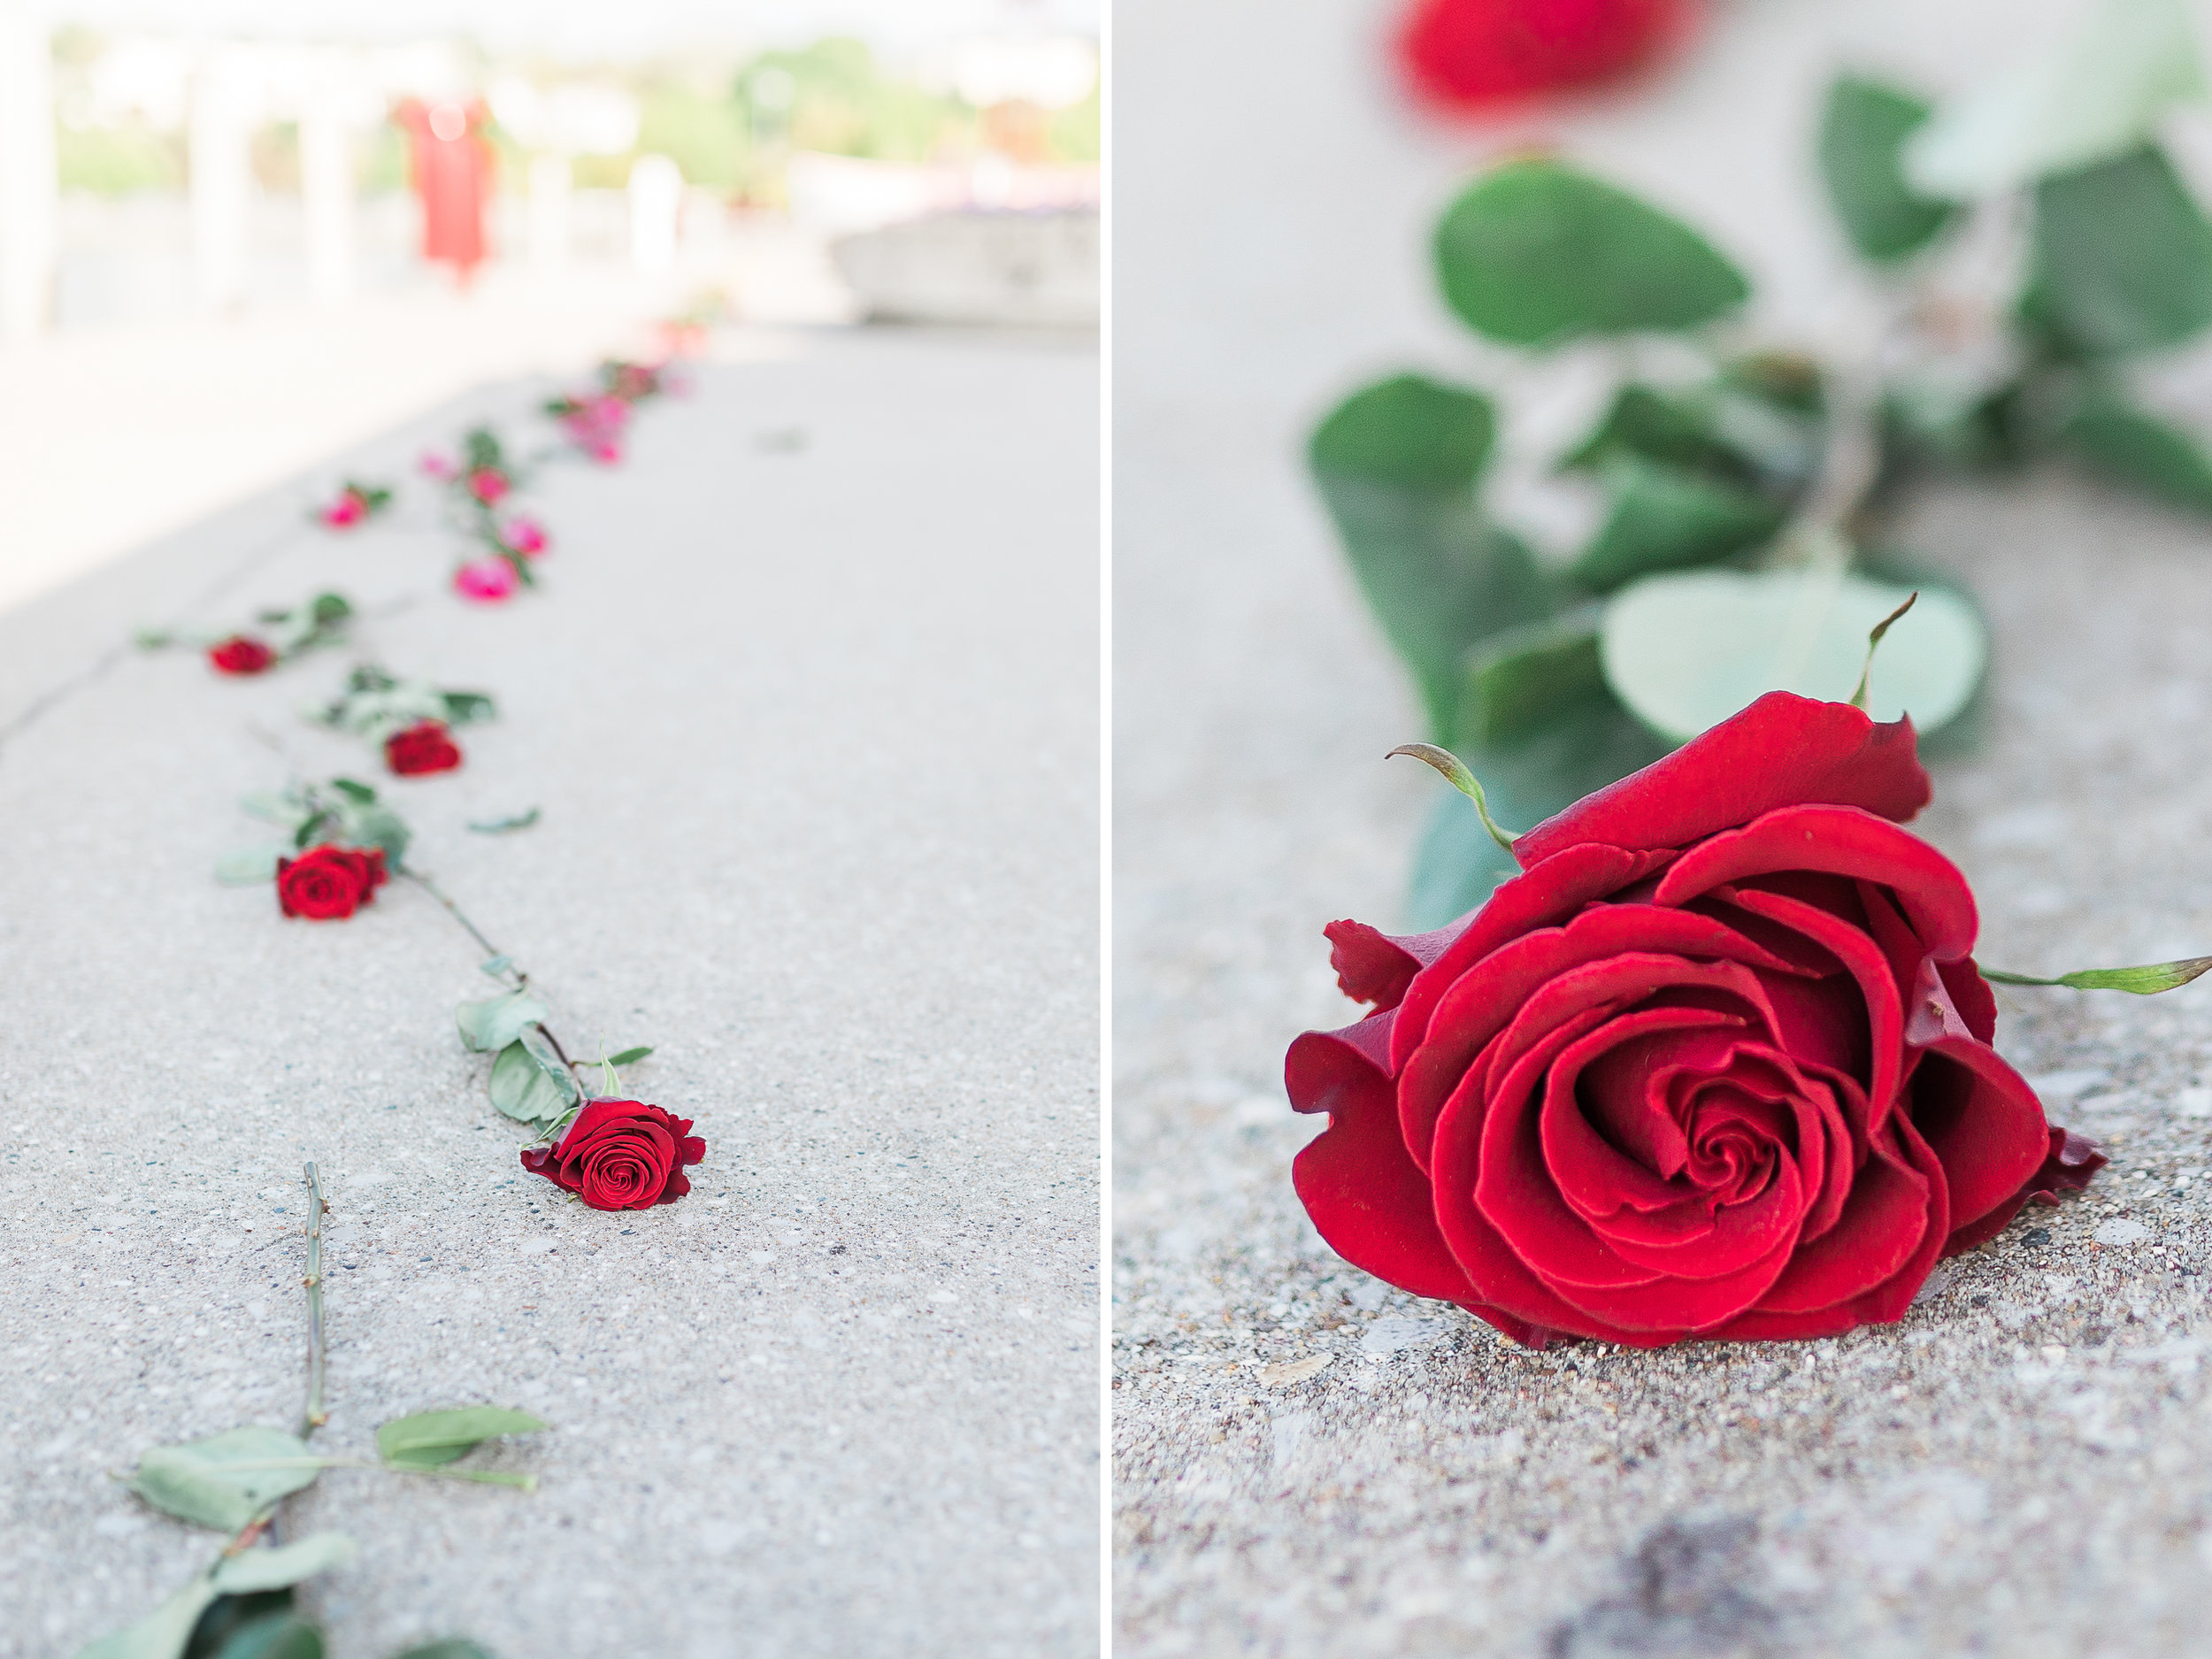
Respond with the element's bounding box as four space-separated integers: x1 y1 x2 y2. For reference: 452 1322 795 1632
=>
375 1407 546 1471
68 1577 220 1659
1433 158 1748 346
1567 457 1788 594
2027 146 2212 357
210 1533 357 1594
127 1427 323 1532
2063 390 2212 511
1818 74 1957 263
606 1046 653 1067
487 1041 572 1125
455 991 549 1055
215 849 283 887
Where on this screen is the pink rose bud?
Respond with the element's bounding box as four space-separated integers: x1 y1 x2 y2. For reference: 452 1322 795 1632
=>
420 449 459 480
467 467 511 505
453 557 520 603
503 516 548 557
320 489 367 529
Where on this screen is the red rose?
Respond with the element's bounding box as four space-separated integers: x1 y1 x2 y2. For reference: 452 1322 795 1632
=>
1286 693 2103 1348
1396 0 1697 111
276 844 388 921
521 1099 705 1210
208 636 275 676
385 719 463 776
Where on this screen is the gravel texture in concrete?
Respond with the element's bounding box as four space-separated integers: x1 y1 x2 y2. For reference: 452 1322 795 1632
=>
2 327 1100 1659
1115 1 2212 1653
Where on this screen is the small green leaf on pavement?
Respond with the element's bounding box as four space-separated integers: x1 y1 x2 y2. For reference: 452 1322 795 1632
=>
467 808 541 835
210 1534 357 1595
1433 159 1749 346
216 849 283 887
197 1610 325 1659
1819 74 1956 262
454 990 549 1054
128 1428 323 1532
605 1046 653 1068
479 955 514 979
387 1646 495 1659
71 1577 220 1659
375 1406 547 1471
328 779 377 804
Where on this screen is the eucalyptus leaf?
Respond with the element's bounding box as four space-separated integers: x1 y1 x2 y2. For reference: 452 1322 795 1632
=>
216 849 282 887
455 990 549 1054
129 1428 322 1531
376 1406 546 1471
210 1534 357 1595
605 1046 653 1067
488 1041 572 1125
1819 74 1957 262
2064 390 2212 511
1569 459 1787 593
1904 0 2206 196
2029 146 2212 356
1599 568 1986 743
1433 159 1748 346
1311 375 1550 736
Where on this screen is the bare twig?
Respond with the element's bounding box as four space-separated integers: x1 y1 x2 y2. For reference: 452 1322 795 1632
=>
300 1163 327 1439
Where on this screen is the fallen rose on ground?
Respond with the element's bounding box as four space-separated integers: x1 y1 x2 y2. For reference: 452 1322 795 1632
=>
208 636 275 675
453 557 519 603
385 719 463 776
1286 691 2103 1348
277 844 389 921
521 1099 705 1210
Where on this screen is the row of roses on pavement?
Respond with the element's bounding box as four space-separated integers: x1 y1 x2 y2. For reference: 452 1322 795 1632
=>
78 345 706 1658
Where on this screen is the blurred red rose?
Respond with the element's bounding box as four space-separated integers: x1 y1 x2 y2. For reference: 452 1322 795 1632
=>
467 467 511 505
1397 0 1698 111
521 1099 705 1210
276 844 388 921
385 720 463 776
208 637 275 676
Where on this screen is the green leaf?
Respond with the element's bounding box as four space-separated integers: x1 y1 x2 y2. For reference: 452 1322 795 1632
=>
291 814 330 852
73 1578 220 1659
308 594 352 626
1880 376 2030 472
242 792 311 831
328 778 377 804
605 1046 653 1067
376 1406 546 1471
479 955 514 979
216 849 282 887
455 990 549 1054
1599 568 1987 743
1983 956 2212 994
198 1610 324 1659
1819 75 1957 262
210 1535 356 1595
342 805 411 864
1455 614 1608 749
439 691 496 726
1310 373 1494 490
129 1428 323 1531
2064 390 2212 511
1904 0 2206 196
467 808 541 835
1568 459 1787 593
1310 375 1550 736
1433 159 1748 346
387 1646 495 1659
2029 146 2212 356
1561 385 1746 481
488 1040 573 1125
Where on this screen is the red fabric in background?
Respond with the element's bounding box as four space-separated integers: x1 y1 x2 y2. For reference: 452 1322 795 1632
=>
395 99 493 275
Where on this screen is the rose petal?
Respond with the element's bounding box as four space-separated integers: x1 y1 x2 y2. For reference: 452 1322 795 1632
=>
1513 692 1930 869
1324 917 1467 1010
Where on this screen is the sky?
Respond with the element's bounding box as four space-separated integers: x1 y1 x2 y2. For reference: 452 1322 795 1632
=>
45 0 1101 57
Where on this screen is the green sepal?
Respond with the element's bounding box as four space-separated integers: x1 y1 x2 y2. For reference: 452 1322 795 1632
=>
1984 957 2212 994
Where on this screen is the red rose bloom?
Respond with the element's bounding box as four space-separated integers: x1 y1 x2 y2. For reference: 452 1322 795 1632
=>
521 1099 705 1210
1286 693 2103 1348
466 467 511 505
385 719 463 776
275 844 388 921
209 636 275 676
1397 0 1697 111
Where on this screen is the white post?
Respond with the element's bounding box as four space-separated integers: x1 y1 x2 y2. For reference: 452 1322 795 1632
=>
628 152 682 278
528 153 571 279
299 100 352 305
0 0 58 341
189 50 254 311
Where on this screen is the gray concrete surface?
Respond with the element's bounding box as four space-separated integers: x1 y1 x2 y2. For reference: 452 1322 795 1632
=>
1114 0 2212 1653
0 327 1099 1658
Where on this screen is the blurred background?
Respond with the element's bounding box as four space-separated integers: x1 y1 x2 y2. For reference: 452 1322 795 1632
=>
0 0 1100 610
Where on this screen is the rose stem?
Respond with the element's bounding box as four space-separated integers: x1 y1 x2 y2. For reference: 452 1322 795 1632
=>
300 1161 328 1440
399 866 590 1082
